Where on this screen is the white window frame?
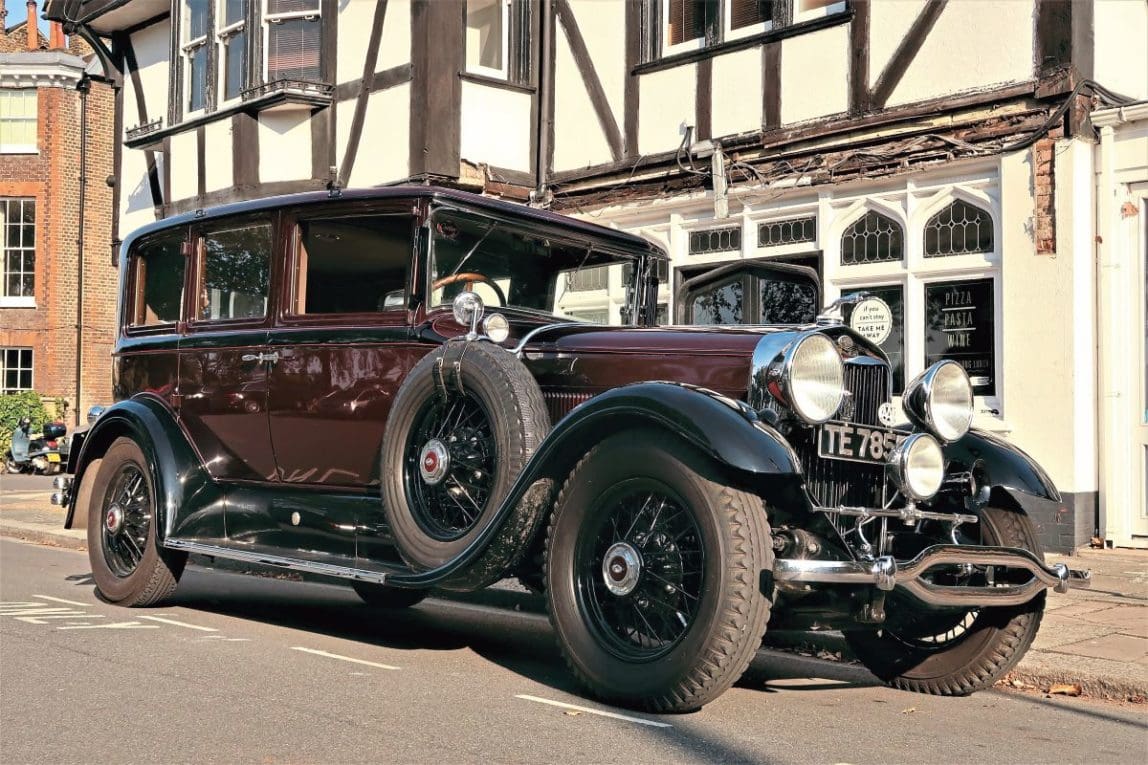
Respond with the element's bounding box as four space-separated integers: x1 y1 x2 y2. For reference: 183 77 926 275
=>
263 0 323 84
0 347 34 394
825 185 1004 428
793 0 847 24
217 0 248 104
724 0 771 43
182 0 212 116
661 0 707 56
0 89 38 155
465 0 512 80
0 198 36 308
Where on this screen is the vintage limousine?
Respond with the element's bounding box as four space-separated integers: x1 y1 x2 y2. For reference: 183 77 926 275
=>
55 186 1088 711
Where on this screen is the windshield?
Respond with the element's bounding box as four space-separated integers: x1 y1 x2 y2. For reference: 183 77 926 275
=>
428 207 641 325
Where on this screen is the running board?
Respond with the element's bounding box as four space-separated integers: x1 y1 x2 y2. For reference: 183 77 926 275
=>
163 540 416 587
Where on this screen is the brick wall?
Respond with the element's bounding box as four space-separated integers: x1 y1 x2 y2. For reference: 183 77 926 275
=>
0 45 117 424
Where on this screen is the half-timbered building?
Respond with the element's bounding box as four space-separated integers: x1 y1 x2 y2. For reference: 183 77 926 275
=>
40 0 1148 550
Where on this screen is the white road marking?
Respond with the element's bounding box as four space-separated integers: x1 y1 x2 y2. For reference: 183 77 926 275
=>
58 622 159 630
290 646 400 671
138 615 218 632
514 695 672 728
33 595 89 607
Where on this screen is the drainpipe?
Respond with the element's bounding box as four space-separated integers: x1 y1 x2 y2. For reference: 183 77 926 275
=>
75 75 89 426
532 0 553 206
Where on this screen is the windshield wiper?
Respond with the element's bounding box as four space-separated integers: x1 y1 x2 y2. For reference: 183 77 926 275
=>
450 222 499 277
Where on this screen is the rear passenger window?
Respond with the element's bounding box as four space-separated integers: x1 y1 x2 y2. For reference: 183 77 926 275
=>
130 232 185 327
294 215 411 314
200 223 272 321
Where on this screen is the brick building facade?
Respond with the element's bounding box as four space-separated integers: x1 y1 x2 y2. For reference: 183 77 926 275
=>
0 0 116 424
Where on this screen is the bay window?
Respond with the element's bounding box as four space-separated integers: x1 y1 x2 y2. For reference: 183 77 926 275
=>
219 0 249 102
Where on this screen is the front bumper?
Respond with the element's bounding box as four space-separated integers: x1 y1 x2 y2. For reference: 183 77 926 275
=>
774 544 1091 607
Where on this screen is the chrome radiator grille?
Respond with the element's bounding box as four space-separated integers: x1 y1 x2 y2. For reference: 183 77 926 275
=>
799 357 891 508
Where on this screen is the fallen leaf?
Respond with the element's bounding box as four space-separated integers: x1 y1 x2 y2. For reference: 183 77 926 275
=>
1011 679 1027 688
901 707 916 714
1048 683 1082 697
564 710 581 717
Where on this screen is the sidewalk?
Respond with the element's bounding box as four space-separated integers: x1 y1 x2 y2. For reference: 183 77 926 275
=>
2 486 1145 702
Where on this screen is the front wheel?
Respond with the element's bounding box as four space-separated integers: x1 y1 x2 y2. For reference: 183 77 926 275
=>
545 431 773 713
844 504 1046 695
4 453 22 474
86 438 186 606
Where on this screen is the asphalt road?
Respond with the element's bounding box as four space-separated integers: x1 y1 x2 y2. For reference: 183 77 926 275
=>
1 538 1145 765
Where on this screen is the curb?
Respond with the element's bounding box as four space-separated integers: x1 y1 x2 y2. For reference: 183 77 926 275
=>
0 522 87 552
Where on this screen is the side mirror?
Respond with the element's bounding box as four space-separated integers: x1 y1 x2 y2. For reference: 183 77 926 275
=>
87 405 106 426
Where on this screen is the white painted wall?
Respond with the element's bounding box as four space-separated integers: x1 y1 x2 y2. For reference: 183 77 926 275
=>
638 64 695 155
780 23 848 124
257 110 313 184
202 119 234 194
130 22 170 124
712 47 762 139
878 0 1034 108
168 129 198 202
460 81 532 172
119 144 158 234
340 83 412 186
338 0 411 84
553 21 614 171
1094 0 1148 101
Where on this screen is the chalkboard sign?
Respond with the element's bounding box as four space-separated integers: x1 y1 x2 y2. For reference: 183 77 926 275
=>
925 278 995 395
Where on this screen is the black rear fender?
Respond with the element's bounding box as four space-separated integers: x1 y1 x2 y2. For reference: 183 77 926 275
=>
64 396 221 540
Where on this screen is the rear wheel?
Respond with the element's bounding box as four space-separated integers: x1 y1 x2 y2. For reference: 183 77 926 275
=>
545 431 773 713
352 582 427 609
86 438 186 606
844 504 1045 695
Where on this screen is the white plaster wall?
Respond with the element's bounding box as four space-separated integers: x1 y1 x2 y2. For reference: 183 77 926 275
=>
712 47 762 139
1095 0 1148 101
553 20 614 171
340 83 411 186
257 111 313 184
119 147 158 234
130 22 170 124
203 119 234 193
638 64 695 155
882 1 1034 108
339 0 411 82
168 129 198 203
996 146 1089 492
378 0 412 71
868 0 927 82
780 24 848 124
460 81 532 172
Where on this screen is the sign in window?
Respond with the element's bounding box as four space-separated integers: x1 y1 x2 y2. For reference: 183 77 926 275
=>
925 278 995 396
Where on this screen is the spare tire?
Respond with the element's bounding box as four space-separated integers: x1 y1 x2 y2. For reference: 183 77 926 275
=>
380 340 552 575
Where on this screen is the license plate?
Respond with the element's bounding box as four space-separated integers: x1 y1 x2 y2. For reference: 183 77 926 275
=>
818 421 907 464
47 453 61 463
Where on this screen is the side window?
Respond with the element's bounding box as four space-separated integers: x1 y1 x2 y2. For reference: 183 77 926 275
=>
130 231 186 327
293 214 411 315
199 222 272 321
690 277 743 325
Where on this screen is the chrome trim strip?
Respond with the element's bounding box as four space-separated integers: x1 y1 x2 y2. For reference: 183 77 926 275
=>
774 543 1091 607
163 540 414 587
815 504 978 525
512 322 591 356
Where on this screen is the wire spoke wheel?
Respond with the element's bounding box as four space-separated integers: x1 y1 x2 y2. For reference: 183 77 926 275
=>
100 464 153 578
403 391 497 541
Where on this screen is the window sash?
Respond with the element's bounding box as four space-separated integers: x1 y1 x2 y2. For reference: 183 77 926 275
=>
265 0 323 83
466 0 511 79
0 90 38 152
0 348 34 394
1 199 36 300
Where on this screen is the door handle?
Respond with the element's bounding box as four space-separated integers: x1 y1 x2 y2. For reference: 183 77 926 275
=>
241 352 280 365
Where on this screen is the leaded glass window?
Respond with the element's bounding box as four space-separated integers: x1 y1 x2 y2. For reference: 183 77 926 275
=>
758 216 816 247
689 226 741 255
924 200 994 257
841 211 903 265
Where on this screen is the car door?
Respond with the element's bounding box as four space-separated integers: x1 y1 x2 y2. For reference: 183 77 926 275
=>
177 216 277 483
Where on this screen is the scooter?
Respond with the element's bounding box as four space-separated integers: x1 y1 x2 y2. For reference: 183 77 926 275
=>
4 418 67 475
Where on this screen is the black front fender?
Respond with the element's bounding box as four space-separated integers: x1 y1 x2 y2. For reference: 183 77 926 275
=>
65 396 221 540
943 428 1061 503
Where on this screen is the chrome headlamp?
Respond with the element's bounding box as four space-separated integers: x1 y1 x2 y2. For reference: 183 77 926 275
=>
902 360 974 443
777 333 846 424
886 432 945 501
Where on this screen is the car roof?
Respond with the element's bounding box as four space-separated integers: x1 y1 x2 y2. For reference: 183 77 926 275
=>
121 186 665 259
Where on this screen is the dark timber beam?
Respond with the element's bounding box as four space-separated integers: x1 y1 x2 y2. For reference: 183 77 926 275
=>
623 0 640 157
410 0 463 179
762 41 781 130
849 0 870 114
1035 0 1093 80
869 0 948 110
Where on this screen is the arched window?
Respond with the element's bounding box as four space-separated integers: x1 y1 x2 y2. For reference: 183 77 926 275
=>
924 200 994 257
841 211 903 265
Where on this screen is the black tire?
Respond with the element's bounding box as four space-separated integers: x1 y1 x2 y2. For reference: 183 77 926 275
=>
4 453 23 474
545 430 773 713
352 582 428 609
86 438 186 606
380 341 551 577
844 504 1045 696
